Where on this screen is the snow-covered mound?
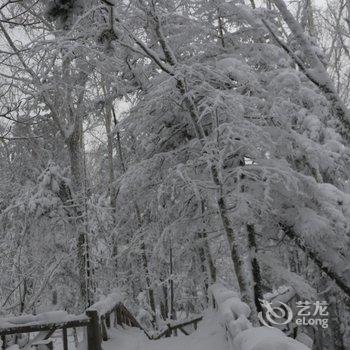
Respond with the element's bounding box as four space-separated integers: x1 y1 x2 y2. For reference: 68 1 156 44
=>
209 283 310 350
234 327 309 350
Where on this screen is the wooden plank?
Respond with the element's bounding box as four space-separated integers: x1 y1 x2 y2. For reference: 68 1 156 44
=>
1 335 6 350
48 341 54 350
62 328 68 350
153 327 171 340
86 310 102 350
100 318 108 341
172 316 203 329
153 316 203 340
118 304 142 329
44 328 56 340
116 309 122 326
113 310 117 327
23 327 56 350
178 327 189 336
105 314 110 329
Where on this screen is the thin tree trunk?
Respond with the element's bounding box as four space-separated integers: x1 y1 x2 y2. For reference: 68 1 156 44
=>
134 204 157 325
141 241 157 325
169 241 177 336
214 179 259 325
67 126 93 307
217 11 226 47
300 0 315 36
103 85 118 275
160 274 169 321
197 199 216 302
104 90 117 214
200 200 217 284
197 241 210 301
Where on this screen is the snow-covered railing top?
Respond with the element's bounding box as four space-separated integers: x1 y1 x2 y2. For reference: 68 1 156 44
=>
0 311 89 336
209 283 309 350
87 292 123 316
0 291 125 336
0 311 91 350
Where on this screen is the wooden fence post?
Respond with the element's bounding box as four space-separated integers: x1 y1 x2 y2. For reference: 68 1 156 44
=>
101 318 108 341
116 308 122 326
86 310 102 350
62 328 68 350
113 310 117 327
1 335 6 350
105 314 111 329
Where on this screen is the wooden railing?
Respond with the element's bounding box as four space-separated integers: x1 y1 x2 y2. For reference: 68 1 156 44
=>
0 293 204 350
152 316 203 340
0 315 90 350
88 301 151 343
0 294 148 350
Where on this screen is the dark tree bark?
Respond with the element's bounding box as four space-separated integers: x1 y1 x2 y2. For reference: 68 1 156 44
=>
247 224 264 314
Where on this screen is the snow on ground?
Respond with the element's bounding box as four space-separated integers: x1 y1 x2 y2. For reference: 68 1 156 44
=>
234 327 309 350
103 310 228 350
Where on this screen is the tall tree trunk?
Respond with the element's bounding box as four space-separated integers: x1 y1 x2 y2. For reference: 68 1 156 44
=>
134 204 157 325
103 86 118 276
246 224 263 314
300 0 315 36
67 127 93 307
215 186 259 324
197 241 211 302
197 199 216 302
160 273 169 321
328 293 345 350
141 241 157 325
200 200 217 284
104 90 117 215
